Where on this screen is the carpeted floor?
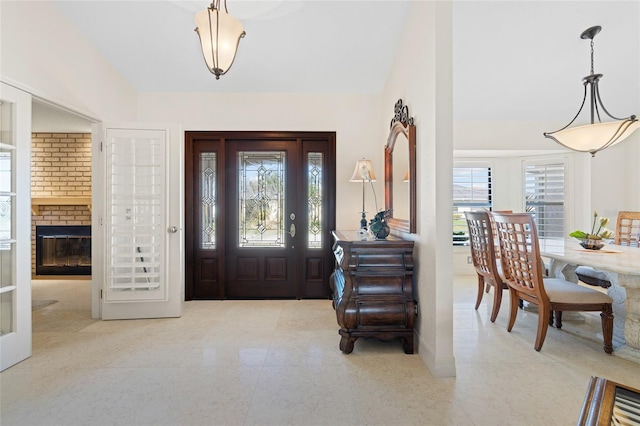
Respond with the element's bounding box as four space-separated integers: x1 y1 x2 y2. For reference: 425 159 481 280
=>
31 299 57 311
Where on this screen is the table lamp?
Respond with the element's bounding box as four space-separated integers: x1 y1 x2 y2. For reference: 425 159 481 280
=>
349 159 377 230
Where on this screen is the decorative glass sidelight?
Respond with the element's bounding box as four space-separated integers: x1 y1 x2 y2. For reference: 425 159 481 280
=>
238 151 285 248
308 152 323 249
106 133 164 292
200 153 216 249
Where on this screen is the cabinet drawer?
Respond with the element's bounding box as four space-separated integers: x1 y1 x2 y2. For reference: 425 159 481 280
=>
356 301 409 326
349 251 410 269
352 274 410 296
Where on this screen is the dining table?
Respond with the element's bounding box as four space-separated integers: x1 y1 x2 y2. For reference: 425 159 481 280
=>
539 238 640 363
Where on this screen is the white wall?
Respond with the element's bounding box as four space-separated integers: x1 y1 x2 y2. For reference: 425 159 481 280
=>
591 133 640 219
0 1 136 122
454 120 569 152
137 92 383 231
380 1 455 377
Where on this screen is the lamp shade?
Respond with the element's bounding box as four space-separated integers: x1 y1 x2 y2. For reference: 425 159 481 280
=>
349 159 377 182
195 2 245 79
546 119 640 155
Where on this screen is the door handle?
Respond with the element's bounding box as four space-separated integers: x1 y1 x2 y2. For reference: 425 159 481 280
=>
288 223 296 238
168 226 178 233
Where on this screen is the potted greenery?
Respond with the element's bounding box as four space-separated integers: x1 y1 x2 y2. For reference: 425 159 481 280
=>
569 211 613 250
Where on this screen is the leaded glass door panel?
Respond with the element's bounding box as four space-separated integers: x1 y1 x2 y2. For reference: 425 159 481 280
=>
226 141 299 298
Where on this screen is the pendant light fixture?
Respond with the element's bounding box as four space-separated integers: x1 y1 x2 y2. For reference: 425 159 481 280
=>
544 26 639 156
194 0 246 80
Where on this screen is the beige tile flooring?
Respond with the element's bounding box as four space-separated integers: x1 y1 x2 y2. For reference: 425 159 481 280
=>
2 276 640 425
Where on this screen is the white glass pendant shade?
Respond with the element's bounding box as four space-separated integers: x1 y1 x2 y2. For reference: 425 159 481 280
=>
545 119 640 155
349 159 377 182
195 6 245 79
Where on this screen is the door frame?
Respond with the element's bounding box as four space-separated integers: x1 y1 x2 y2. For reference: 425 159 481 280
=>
185 131 336 300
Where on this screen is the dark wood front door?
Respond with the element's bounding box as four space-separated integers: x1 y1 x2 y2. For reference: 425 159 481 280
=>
185 131 336 300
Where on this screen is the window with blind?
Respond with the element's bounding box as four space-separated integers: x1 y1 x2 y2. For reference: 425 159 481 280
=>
524 162 565 239
453 166 492 241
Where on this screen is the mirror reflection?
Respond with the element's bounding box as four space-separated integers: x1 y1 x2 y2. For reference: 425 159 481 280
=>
392 133 409 220
385 99 416 233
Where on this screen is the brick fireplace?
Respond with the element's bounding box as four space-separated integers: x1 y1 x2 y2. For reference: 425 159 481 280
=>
31 133 92 276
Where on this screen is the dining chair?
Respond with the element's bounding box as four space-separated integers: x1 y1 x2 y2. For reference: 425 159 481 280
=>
576 210 640 287
614 211 640 246
492 212 614 353
464 211 508 322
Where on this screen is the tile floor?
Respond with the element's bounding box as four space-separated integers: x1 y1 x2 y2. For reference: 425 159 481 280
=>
2 276 640 425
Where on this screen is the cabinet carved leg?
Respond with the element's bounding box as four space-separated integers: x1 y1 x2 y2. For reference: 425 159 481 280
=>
402 336 414 354
339 333 356 354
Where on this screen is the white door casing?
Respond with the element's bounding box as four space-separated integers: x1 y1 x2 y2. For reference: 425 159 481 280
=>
0 83 32 371
92 123 183 320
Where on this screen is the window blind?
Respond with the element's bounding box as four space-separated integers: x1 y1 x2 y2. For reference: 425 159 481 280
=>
524 162 565 239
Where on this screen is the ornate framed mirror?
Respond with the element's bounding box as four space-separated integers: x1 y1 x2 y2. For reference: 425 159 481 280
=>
385 99 416 233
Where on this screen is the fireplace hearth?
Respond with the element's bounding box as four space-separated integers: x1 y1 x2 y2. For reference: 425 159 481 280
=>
36 225 91 275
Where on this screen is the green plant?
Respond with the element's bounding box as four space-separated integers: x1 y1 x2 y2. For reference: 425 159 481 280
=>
569 211 613 240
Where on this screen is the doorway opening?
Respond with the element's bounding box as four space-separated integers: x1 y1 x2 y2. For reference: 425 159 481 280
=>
30 101 94 316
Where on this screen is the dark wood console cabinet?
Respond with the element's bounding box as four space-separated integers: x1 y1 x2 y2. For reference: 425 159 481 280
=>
330 230 416 354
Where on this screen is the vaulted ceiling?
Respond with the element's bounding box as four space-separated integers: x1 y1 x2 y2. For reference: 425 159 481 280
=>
48 1 640 124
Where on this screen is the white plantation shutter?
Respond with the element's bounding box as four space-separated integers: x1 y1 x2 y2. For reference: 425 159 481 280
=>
524 162 565 239
105 129 167 301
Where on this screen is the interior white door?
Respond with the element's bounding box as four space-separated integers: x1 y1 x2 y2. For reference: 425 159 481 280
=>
0 83 32 371
92 124 183 320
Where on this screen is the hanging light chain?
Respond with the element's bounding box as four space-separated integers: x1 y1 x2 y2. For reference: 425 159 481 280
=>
590 38 595 76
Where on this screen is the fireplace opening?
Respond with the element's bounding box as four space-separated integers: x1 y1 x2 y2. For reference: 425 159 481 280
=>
36 225 91 275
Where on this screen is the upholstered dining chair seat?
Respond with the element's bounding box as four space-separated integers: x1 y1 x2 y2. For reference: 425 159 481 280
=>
543 278 612 304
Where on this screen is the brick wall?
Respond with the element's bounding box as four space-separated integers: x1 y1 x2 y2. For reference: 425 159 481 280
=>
31 133 92 274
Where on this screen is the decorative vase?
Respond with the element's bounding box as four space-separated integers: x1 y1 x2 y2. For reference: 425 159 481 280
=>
578 237 604 250
369 209 392 240
371 221 390 239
